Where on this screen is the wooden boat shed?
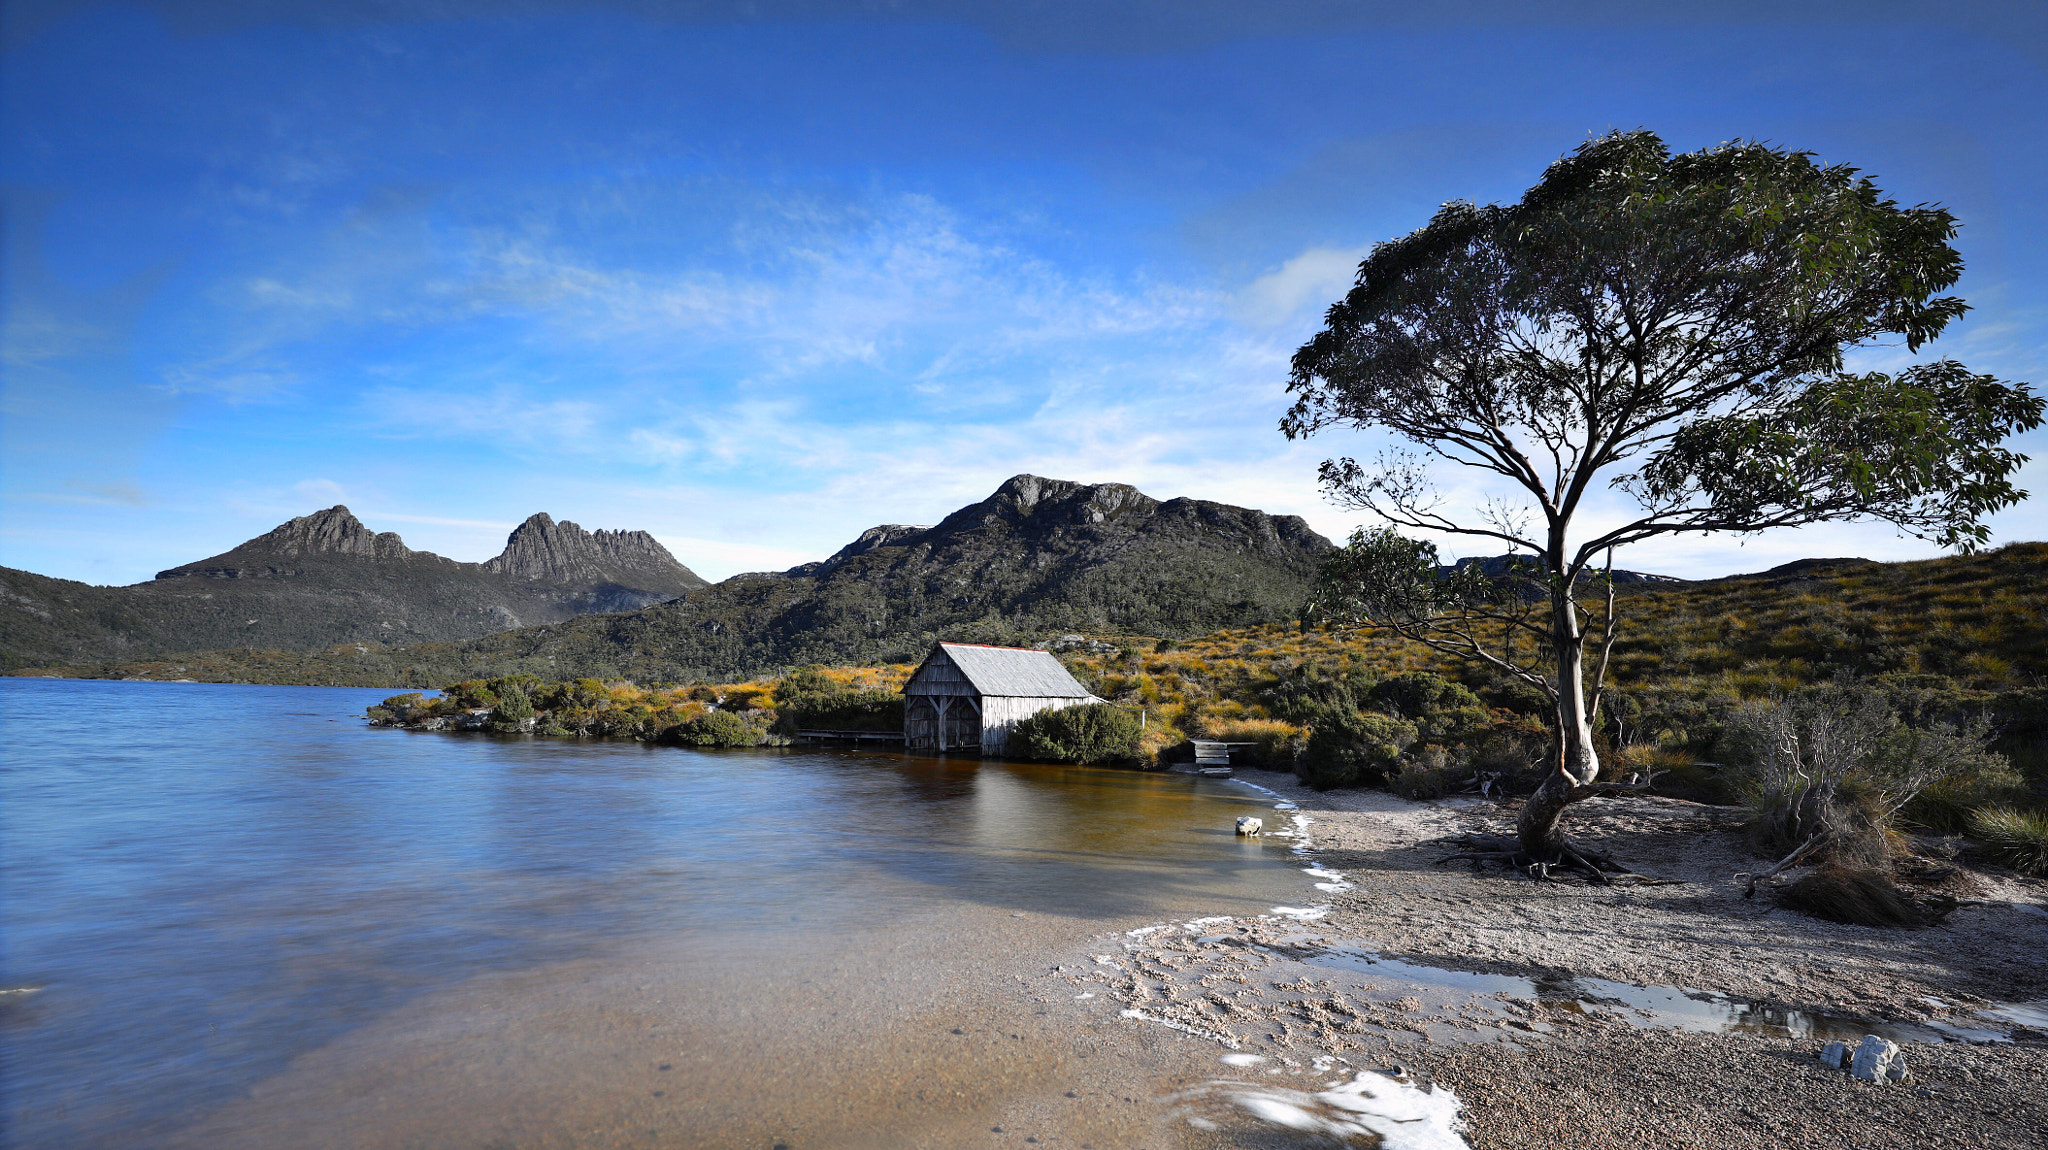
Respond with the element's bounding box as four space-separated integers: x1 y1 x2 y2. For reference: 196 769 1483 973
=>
903 642 1102 755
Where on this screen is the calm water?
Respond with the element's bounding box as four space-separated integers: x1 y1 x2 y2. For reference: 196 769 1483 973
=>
0 678 1302 1148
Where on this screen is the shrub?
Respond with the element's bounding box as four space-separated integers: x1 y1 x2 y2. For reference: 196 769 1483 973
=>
1296 712 1416 790
491 684 535 725
1726 685 1998 865
670 709 759 748
1369 671 1481 719
1388 746 1465 800
378 691 427 717
1483 676 1552 717
1137 726 1187 767
1416 704 1495 745
1968 807 2048 875
1012 703 1142 764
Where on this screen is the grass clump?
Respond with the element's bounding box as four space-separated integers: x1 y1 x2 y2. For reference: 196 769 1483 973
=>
1012 703 1141 764
1776 865 1927 929
1968 807 2048 875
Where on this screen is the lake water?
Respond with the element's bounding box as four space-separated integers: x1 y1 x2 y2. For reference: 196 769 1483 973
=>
0 678 1306 1148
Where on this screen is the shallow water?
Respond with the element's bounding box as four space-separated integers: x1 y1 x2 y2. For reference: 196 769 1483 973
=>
0 678 1304 1148
1303 944 2036 1045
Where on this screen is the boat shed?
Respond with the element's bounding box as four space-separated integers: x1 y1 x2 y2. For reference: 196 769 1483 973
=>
902 642 1102 755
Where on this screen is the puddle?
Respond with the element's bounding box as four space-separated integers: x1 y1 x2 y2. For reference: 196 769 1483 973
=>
1302 945 2038 1045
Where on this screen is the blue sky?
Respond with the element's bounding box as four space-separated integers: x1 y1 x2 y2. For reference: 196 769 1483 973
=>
5 1 2045 585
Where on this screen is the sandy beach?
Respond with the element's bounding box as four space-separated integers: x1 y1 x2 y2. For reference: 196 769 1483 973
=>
1062 770 2048 1148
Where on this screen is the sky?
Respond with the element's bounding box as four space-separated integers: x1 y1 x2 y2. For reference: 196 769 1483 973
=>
4 1 2046 586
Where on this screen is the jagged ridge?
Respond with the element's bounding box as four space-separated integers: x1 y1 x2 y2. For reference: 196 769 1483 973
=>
1 507 706 669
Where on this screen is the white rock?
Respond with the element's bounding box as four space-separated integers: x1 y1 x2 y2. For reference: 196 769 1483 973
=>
1849 1035 1900 1083
1886 1053 1909 1082
1236 817 1263 837
1819 1041 1849 1069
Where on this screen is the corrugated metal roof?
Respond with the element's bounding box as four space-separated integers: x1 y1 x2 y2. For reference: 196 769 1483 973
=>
927 642 1094 698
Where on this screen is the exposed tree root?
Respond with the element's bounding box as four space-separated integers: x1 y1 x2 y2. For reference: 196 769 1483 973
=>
1434 834 1677 885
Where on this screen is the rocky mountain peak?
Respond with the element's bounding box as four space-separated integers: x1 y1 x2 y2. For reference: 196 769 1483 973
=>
963 475 1160 532
483 513 703 593
155 505 413 578
258 506 413 559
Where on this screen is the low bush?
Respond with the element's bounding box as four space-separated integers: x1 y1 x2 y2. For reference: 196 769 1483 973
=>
1387 746 1464 800
669 709 759 747
1727 685 2011 866
1968 806 2048 875
491 684 535 727
1137 725 1187 766
1368 671 1481 719
1012 703 1142 764
1296 712 1416 791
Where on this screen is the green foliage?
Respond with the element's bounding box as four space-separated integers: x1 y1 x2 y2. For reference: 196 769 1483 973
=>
1012 703 1141 764
491 684 535 725
1387 746 1464 800
1297 712 1416 791
670 709 758 748
1369 671 1481 718
1482 677 1552 717
1968 807 2048 876
771 666 904 732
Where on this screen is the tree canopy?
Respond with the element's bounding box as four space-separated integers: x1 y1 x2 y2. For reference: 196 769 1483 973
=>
1284 130 2041 582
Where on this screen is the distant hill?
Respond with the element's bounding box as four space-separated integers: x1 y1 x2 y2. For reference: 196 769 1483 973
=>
9 475 1335 684
0 507 706 670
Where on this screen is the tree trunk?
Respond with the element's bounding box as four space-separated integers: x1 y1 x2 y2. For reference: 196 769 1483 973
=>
1517 769 1573 860
1519 569 1600 861
1550 574 1601 788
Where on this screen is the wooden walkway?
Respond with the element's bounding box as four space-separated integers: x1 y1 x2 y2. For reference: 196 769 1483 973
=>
795 729 906 743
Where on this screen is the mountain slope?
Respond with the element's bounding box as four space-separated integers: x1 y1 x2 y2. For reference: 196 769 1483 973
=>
376 474 1335 682
0 507 705 670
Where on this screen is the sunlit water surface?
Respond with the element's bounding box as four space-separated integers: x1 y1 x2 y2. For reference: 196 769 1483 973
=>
0 678 1302 1148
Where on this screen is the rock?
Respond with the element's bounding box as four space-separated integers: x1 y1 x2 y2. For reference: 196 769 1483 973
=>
1849 1035 1900 1083
1886 1053 1909 1082
1236 817 1263 837
1820 1041 1850 1069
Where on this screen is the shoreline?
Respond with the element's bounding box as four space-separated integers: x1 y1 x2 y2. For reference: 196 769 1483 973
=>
1078 770 2048 1148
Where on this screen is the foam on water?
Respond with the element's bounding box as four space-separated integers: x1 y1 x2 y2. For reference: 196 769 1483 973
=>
1191 1068 1469 1150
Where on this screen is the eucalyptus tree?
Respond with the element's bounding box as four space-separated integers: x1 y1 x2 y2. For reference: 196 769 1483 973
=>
1284 130 2041 875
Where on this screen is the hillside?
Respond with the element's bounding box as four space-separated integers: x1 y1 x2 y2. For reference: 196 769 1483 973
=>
13 475 1333 684
0 507 706 670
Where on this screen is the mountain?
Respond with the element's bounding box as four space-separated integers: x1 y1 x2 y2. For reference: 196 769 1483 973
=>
9 475 1333 684
0 507 705 670
349 474 1335 683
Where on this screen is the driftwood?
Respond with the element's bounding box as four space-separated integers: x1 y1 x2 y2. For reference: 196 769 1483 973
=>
1742 831 1830 898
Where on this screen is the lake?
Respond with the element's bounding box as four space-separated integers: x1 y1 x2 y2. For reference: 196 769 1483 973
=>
0 677 1309 1148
